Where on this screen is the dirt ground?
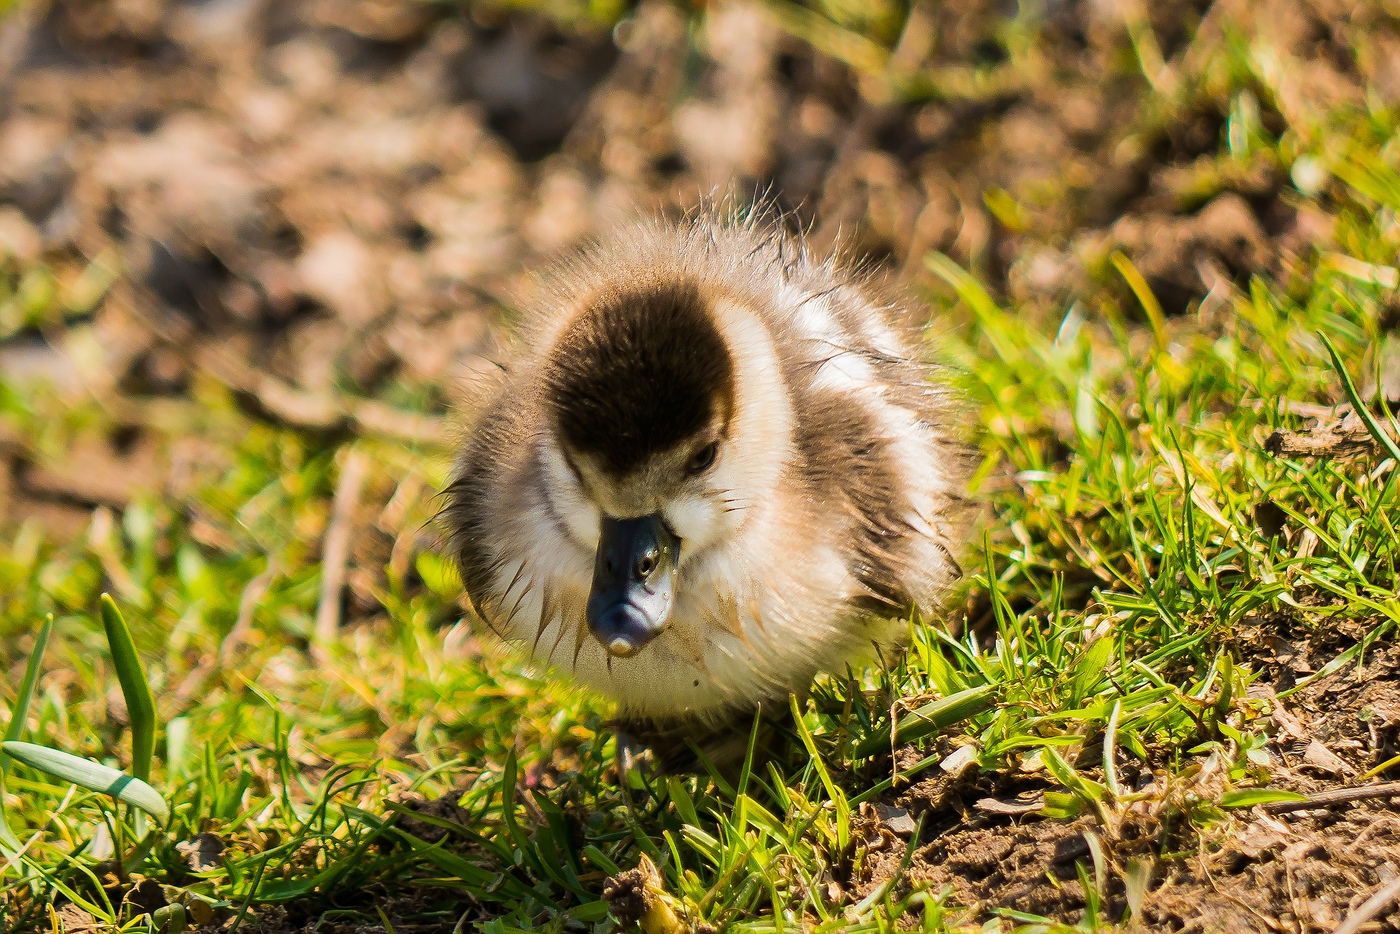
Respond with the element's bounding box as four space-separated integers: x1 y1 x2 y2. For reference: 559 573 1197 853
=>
0 0 1383 536
3 0 1400 930
856 636 1400 932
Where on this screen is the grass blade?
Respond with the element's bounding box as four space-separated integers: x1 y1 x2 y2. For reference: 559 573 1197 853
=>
2 741 168 821
1102 699 1123 800
925 252 1003 322
1220 789 1309 808
1042 747 1110 823
3 614 53 768
1 614 53 852
99 594 157 782
788 694 849 852
0 804 17 854
497 749 546 881
851 684 996 758
1110 252 1167 350
1069 637 1114 708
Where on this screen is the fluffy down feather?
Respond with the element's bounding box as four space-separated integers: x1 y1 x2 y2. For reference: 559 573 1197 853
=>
442 209 976 733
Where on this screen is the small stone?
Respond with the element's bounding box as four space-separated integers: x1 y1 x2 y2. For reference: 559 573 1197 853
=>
874 803 917 836
939 743 978 777
974 793 1046 816
1302 740 1354 776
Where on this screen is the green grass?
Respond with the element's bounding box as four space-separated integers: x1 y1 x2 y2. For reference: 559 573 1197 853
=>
3 2 1400 932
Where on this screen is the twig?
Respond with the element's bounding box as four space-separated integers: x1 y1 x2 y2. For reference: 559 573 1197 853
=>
313 449 371 662
195 346 452 448
1263 781 1400 814
352 398 454 448
53 249 451 448
1334 875 1400 934
1264 413 1379 459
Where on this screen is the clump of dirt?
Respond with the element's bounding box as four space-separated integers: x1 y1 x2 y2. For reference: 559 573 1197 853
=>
1265 641 1400 783
857 643 1400 930
601 865 654 927
905 816 1106 921
1154 809 1400 933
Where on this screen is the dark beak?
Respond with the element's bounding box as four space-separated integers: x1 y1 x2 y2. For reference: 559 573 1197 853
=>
586 514 679 658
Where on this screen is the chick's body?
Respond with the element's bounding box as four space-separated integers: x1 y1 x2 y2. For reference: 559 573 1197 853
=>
445 214 973 735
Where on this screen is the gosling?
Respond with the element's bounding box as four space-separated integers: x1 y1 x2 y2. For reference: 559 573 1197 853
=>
443 211 975 764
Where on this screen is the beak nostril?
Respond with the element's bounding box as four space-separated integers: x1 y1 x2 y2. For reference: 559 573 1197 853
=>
587 514 679 656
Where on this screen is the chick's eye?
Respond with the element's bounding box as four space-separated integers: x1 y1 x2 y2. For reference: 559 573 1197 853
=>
686 442 718 475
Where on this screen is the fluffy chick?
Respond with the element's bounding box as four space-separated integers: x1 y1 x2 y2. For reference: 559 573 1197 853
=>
443 211 975 760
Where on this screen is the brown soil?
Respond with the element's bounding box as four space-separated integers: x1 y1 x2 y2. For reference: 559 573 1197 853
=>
856 642 1400 932
0 0 1385 534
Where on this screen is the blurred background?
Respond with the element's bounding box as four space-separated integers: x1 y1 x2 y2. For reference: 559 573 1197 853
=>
0 0 1383 552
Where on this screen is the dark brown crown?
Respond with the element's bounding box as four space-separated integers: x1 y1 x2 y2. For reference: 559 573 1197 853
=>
544 280 735 476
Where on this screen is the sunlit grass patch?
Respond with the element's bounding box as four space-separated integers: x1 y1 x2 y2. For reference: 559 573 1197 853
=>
2 0 1400 930
5 239 1393 929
